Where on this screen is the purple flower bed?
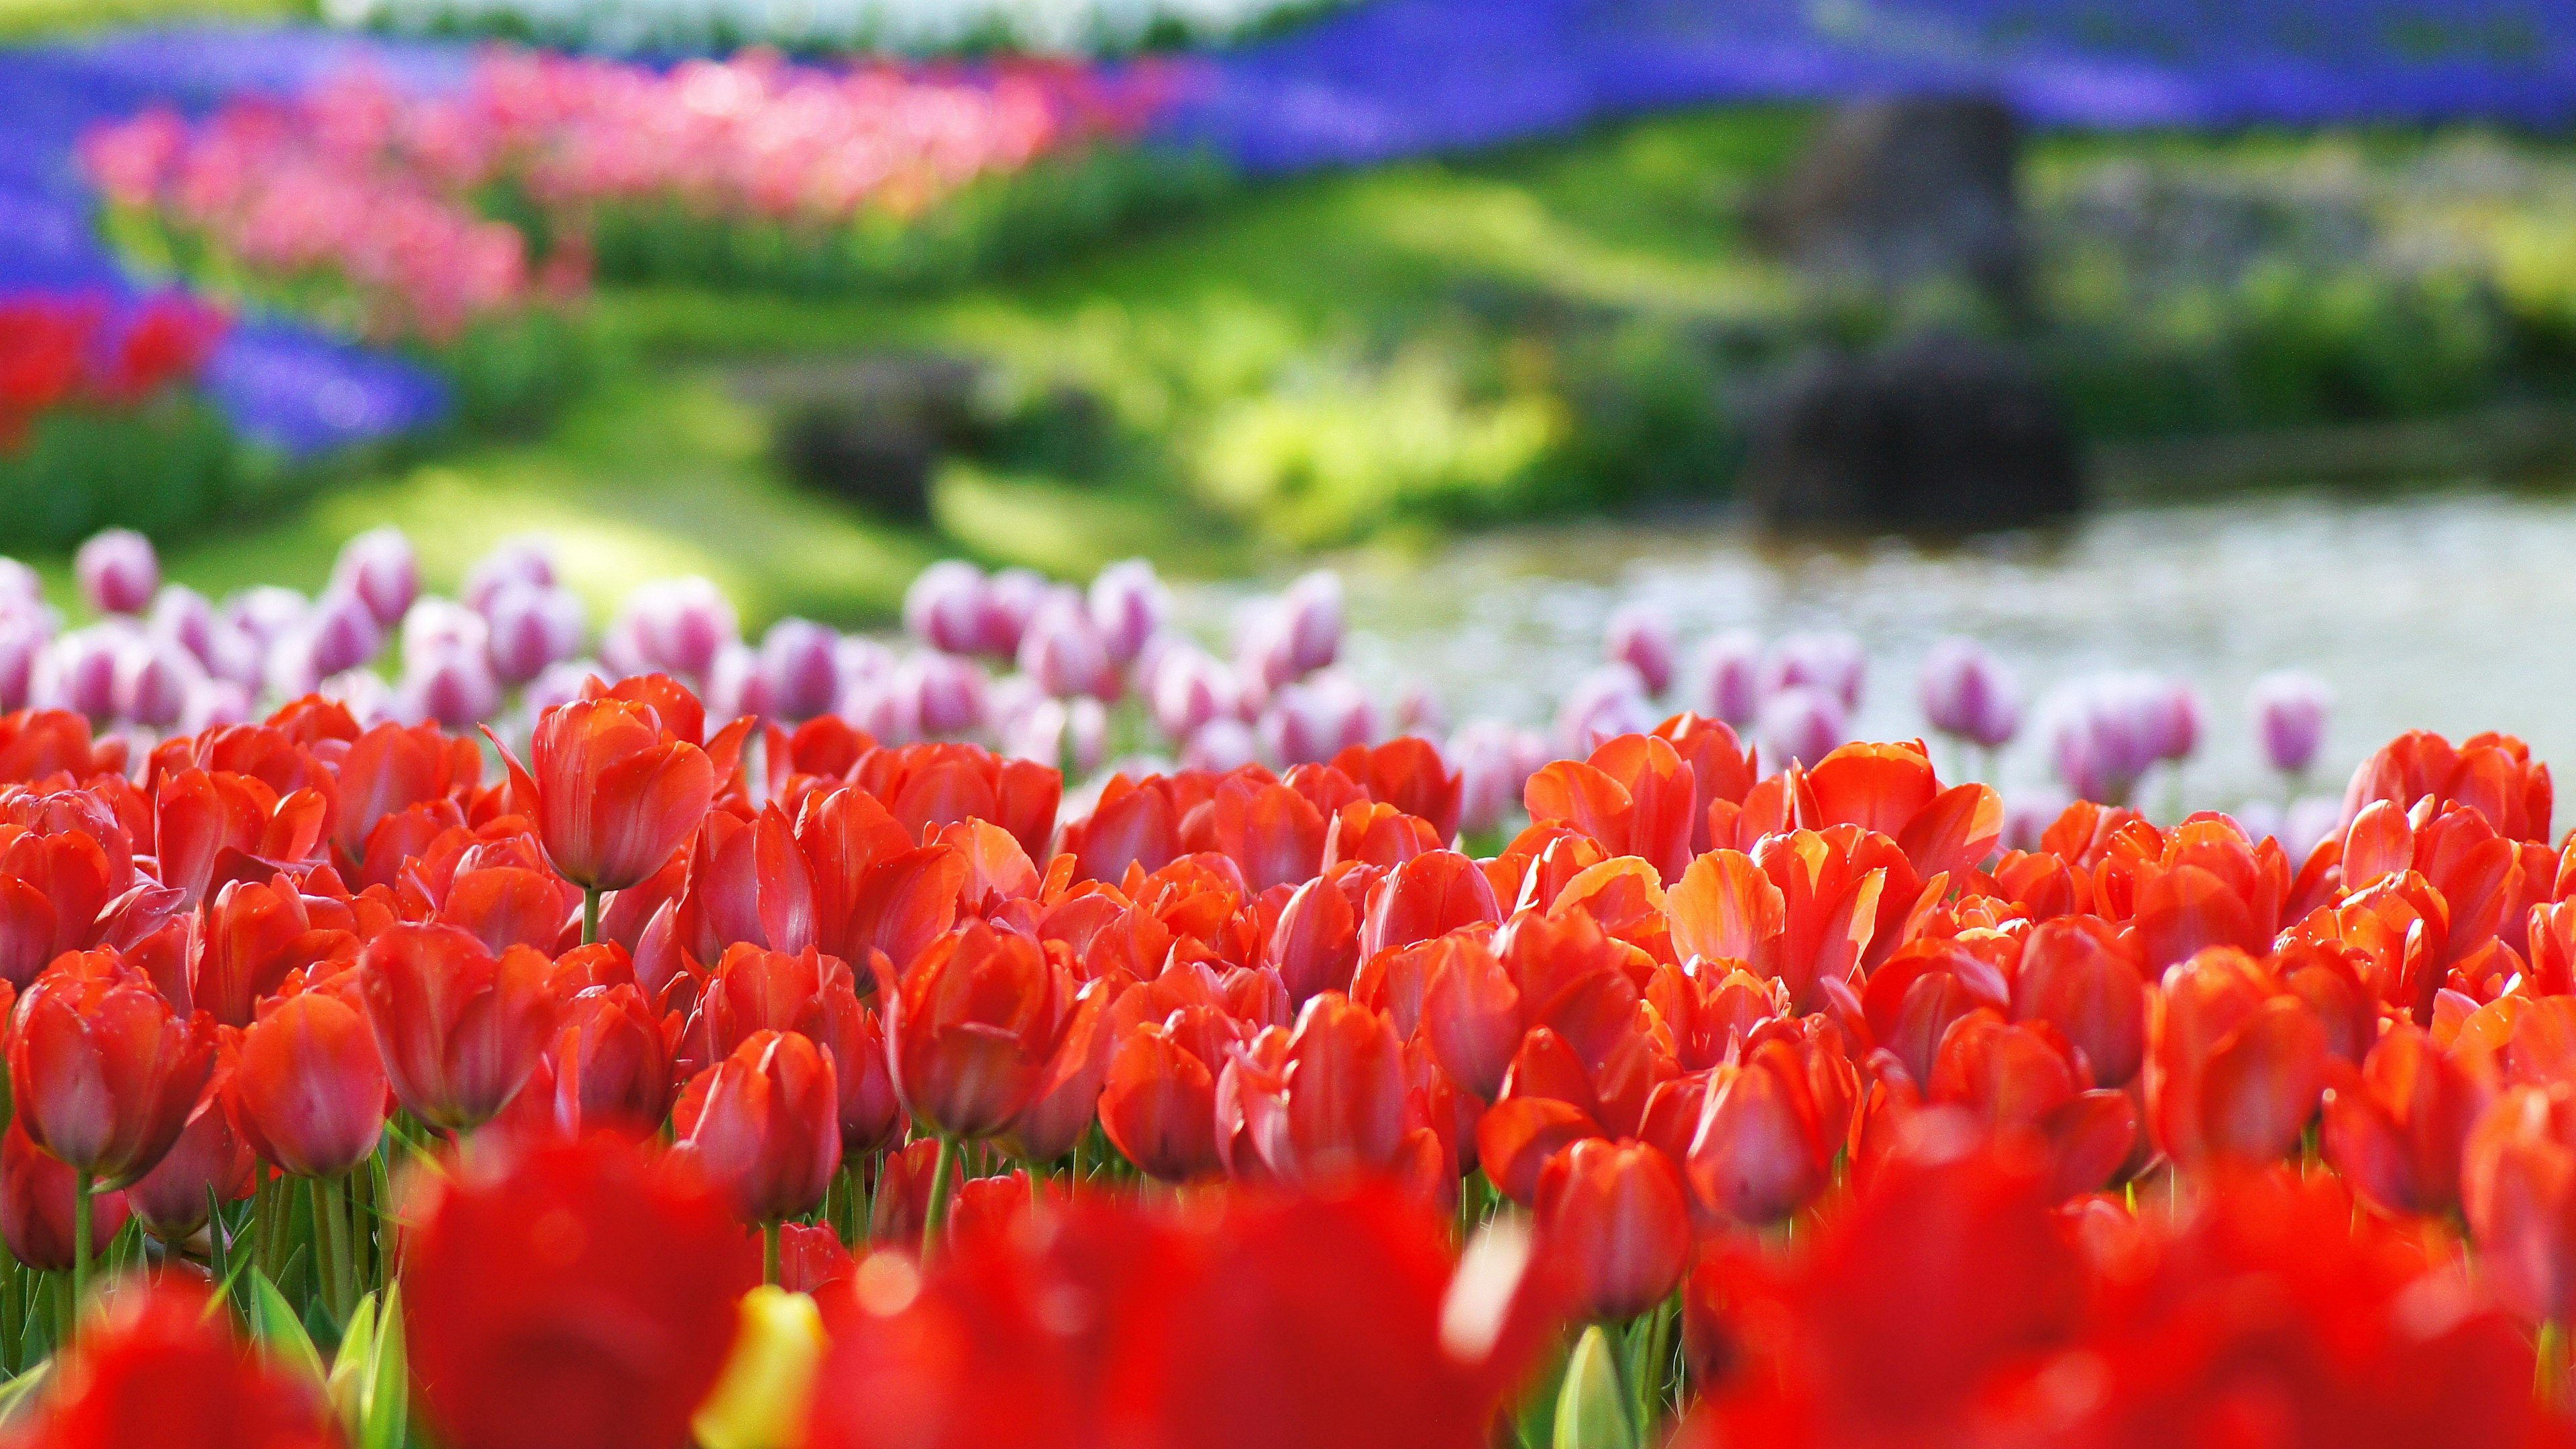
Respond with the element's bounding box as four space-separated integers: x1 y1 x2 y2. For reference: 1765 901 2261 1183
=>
1171 0 2576 170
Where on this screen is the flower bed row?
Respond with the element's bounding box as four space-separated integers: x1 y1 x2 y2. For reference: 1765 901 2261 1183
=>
320 0 1346 58
0 529 2555 1443
82 48 1209 346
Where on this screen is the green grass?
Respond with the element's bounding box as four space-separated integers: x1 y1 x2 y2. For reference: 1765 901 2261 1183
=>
0 0 310 38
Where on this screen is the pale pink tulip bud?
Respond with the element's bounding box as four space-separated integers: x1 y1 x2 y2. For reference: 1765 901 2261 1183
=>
2148 680 2202 763
835 635 896 694
2249 671 2329 777
1258 684 1333 767
1182 717 1258 773
2045 676 2161 805
305 590 385 678
319 667 396 727
1449 720 1523 837
1233 607 1298 706
224 586 306 649
45 625 125 719
0 616 44 712
1756 684 1845 769
1279 572 1343 676
1150 649 1235 739
114 634 199 727
483 582 585 686
1687 629 1764 724
1760 631 1865 712
1065 697 1109 775
1003 697 1109 776
2001 793 2066 853
201 623 264 690
525 660 602 719
761 617 841 721
402 649 501 728
1918 637 2019 749
402 598 489 667
706 643 776 724
903 560 986 655
1307 669 1377 754
1018 598 1116 701
76 529 158 615
0 559 42 612
2284 797 2341 859
985 673 1047 737
180 676 253 733
333 526 420 626
1087 559 1167 666
1604 604 1676 696
901 651 987 737
842 678 922 747
1557 663 1654 754
596 614 649 680
149 585 217 665
977 569 1052 658
625 576 736 680
1509 729 1558 788
463 537 557 614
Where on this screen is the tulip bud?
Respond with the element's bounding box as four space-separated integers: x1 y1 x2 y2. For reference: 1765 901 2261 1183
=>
1448 720 1527 838
404 596 489 663
1150 649 1236 739
179 676 254 732
1395 678 1448 737
525 659 603 719
503 696 717 892
1099 1022 1224 1185
44 625 125 719
76 529 158 615
2149 680 2202 763
2250 669 2330 777
113 633 200 727
1756 684 1845 769
1087 558 1167 665
1260 684 1333 767
303 589 386 678
224 585 307 648
1182 717 1258 772
1558 664 1654 755
485 581 587 685
885 924 1081 1142
761 618 841 722
0 558 39 612
1536 1138 1694 1322
127 1081 252 1242
708 643 777 724
977 569 1051 658
672 1030 843 1225
1760 631 1865 711
149 584 217 664
1279 571 1344 676
903 560 986 654
1018 598 1114 700
9 953 217 1187
405 647 503 727
0 614 46 712
1686 629 1764 725
626 576 739 680
227 985 388 1179
1919 637 2019 749
463 536 559 614
897 651 987 737
0 1120 130 1271
333 525 420 625
359 924 555 1132
1603 604 1676 697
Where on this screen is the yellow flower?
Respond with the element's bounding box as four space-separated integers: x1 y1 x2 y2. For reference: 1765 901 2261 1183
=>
692 1285 828 1449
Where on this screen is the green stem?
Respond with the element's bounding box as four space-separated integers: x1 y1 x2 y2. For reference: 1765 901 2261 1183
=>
2541 1321 2567 1411
582 885 602 947
762 1221 782 1287
309 1177 343 1326
70 1170 93 1311
921 1138 961 1262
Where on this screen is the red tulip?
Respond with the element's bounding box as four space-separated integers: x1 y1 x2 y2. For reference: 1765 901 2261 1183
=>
2323 1019 2491 1220
1332 738 1464 844
9 948 216 1188
1686 1032 1851 1228
0 1120 129 1271
1535 1137 1694 1322
671 1029 842 1224
226 975 388 1178
405 1132 757 1449
537 984 676 1138
496 697 716 892
2147 946 2328 1170
193 878 358 1029
776 1220 854 1293
152 768 329 910
849 741 1061 862
358 922 555 1132
2463 1083 2576 1323
1000 978 1117 1163
17 1281 338 1449
883 922 1083 1141
1215 993 1408 1186
866 1137 963 1247
2010 916 2148 1089
1099 1019 1224 1184
127 1070 253 1242
332 718 481 865
1922 1013 2138 1203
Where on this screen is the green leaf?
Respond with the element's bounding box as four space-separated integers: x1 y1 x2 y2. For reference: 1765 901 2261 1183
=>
1552 1325 1640 1449
328 1293 378 1432
242 1268 326 1387
0 1362 47 1429
363 1283 410 1449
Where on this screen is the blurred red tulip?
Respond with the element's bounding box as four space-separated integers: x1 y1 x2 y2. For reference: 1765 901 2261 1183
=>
777 1220 854 1293
672 1029 842 1224
9 948 216 1188
2147 946 2329 1169
1099 1019 1224 1184
1686 1030 1853 1228
2322 1019 2491 1220
2463 1082 2576 1323
15 1281 339 1449
127 1070 253 1242
405 1132 757 1449
884 922 1082 1141
226 975 388 1177
1536 1137 1693 1322
867 1137 962 1247
497 697 716 892
358 922 554 1132
0 1120 129 1271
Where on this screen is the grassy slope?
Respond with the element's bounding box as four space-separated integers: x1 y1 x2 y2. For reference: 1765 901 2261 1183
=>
148 109 1815 624
0 0 309 38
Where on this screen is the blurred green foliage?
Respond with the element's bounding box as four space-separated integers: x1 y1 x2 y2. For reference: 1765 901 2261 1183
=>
0 395 256 549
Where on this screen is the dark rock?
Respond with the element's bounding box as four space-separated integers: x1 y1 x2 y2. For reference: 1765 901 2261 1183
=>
1739 334 2085 533
1756 95 2027 311
737 354 987 521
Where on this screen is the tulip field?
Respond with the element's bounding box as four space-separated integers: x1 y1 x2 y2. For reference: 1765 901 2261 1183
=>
0 521 2544 1448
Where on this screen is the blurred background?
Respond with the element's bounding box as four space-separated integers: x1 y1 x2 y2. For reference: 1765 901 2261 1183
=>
5 0 2575 826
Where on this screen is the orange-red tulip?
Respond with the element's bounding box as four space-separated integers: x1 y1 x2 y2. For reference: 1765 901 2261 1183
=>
883 922 1082 1141
405 1132 756 1449
226 977 388 1178
193 878 357 1029
127 1071 253 1242
535 983 676 1138
1215 993 1408 1186
8 949 217 1189
671 1029 842 1225
2463 1083 2576 1323
498 697 716 892
0 1120 129 1271
2323 1020 2491 1220
16 1281 338 1449
2147 946 2328 1170
1686 1031 1853 1228
358 922 555 1132
1536 1137 1694 1322
1099 1019 1224 1184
